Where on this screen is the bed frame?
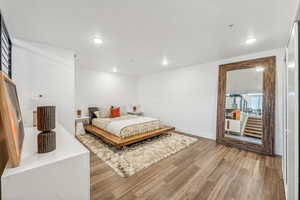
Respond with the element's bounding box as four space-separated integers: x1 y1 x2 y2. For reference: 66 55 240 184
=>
84 107 175 148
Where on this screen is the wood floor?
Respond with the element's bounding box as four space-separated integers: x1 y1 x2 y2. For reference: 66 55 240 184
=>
90 136 285 200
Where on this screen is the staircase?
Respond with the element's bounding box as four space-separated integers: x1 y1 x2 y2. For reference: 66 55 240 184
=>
244 117 263 139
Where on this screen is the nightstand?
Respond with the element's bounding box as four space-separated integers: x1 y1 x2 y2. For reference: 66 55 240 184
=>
75 116 90 136
127 111 144 116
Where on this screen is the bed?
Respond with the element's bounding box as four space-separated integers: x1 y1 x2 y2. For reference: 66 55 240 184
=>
84 107 175 148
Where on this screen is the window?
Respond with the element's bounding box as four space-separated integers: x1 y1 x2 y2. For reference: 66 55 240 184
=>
0 11 12 79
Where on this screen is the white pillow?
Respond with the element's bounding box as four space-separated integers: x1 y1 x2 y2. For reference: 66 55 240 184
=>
120 106 127 116
94 111 101 118
98 107 111 118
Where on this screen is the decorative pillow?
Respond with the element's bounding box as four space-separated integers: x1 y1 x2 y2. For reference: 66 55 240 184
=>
120 105 127 116
94 111 101 118
98 107 110 118
111 107 120 118
93 107 110 118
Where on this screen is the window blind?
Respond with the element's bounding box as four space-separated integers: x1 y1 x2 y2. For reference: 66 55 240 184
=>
0 11 12 79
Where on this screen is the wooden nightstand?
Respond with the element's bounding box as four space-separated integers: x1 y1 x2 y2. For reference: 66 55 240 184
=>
127 111 144 116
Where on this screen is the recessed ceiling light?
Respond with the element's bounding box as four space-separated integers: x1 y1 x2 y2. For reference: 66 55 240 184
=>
245 38 256 45
112 67 117 73
162 57 168 66
93 37 103 45
256 66 264 72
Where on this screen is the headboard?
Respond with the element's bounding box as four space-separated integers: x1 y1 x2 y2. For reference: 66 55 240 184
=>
88 107 99 122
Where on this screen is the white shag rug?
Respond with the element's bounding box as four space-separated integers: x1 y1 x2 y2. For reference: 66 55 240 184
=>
77 132 198 177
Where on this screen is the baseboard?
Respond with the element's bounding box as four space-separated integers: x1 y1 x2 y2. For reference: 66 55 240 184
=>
174 130 216 142
284 183 288 200
173 127 216 140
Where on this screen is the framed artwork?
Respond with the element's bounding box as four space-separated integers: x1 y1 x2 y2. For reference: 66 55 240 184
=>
0 72 24 167
0 114 9 175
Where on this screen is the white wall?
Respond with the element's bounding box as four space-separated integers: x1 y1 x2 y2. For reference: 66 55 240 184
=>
138 49 285 155
12 39 75 134
75 67 138 115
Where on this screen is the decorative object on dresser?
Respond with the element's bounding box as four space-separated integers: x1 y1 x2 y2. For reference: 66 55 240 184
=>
76 109 82 118
0 11 12 79
0 72 24 168
37 106 56 153
0 114 9 194
0 118 9 169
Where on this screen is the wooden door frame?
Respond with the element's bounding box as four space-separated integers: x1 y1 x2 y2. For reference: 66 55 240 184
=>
216 56 276 155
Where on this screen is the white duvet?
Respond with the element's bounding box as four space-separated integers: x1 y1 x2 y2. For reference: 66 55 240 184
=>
106 116 158 136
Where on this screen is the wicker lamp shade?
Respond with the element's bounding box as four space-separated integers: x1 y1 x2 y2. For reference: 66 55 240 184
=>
36 106 56 153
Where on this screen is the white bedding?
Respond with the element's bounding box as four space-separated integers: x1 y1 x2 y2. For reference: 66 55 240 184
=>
92 115 160 138
107 116 158 136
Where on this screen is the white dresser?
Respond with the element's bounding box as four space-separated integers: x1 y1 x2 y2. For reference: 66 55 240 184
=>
1 124 90 200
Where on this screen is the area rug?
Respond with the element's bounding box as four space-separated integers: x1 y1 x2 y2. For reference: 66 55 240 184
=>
77 132 198 177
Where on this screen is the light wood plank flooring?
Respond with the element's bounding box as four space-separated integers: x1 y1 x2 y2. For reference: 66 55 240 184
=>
89 136 285 200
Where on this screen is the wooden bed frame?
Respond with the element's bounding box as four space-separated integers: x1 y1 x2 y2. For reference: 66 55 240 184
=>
84 107 175 148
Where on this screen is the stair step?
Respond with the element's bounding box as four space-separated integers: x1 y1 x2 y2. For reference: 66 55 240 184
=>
246 124 263 128
247 121 263 125
248 117 262 120
245 127 263 131
247 120 262 123
244 129 263 135
247 122 263 125
247 119 262 122
246 123 263 127
248 121 262 124
244 132 262 139
246 131 262 134
248 117 262 119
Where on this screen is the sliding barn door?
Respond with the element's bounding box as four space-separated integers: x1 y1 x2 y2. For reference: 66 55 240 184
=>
284 21 299 200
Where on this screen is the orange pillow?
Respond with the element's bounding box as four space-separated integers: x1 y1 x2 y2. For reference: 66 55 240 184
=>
111 107 120 118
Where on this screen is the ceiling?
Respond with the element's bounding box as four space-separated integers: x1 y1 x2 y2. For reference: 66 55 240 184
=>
0 0 298 75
